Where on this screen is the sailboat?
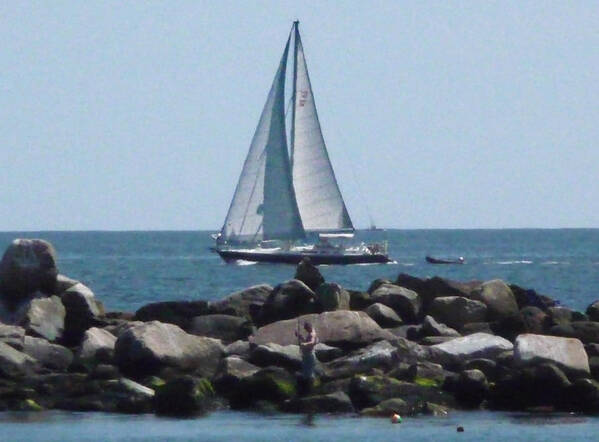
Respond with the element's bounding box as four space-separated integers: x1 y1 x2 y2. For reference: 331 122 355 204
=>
215 21 390 265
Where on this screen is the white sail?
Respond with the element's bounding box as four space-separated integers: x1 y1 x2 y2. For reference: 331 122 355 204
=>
221 33 304 243
291 24 353 233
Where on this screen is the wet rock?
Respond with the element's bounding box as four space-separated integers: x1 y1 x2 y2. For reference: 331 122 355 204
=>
428 297 487 331
360 397 410 416
114 321 224 378
251 310 395 349
78 327 116 363
365 303 403 328
188 314 254 344
20 296 65 342
429 333 513 367
514 333 589 378
61 283 104 346
315 283 350 311
282 391 354 413
154 375 214 416
406 361 448 385
370 284 421 323
257 279 318 326
0 324 25 350
294 258 324 291
209 284 272 321
229 366 296 409
421 315 460 337
250 343 303 371
23 336 73 371
0 341 39 378
134 300 209 329
560 378 599 412
0 239 58 306
470 280 518 321
453 369 488 407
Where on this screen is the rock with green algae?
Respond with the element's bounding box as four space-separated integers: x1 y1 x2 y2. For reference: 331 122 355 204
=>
228 366 296 409
154 375 215 416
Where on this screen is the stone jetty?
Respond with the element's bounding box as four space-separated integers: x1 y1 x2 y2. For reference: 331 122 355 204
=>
1 238 599 416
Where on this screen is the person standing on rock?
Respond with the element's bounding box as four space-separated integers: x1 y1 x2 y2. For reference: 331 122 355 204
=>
296 321 319 394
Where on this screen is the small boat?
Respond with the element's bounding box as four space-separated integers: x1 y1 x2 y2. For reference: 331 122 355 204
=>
425 256 465 265
214 22 390 265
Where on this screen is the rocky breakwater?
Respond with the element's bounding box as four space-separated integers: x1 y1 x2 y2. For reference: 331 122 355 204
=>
2 240 599 418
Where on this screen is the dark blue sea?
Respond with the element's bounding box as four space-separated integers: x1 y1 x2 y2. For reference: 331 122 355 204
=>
1 229 598 440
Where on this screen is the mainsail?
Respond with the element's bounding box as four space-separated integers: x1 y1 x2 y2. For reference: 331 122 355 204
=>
290 23 354 233
220 32 304 243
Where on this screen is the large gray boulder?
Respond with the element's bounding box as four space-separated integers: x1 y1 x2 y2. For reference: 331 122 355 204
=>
0 239 58 306
365 303 403 328
114 321 224 378
257 279 318 326
0 340 39 378
209 284 272 321
61 283 104 345
249 343 303 371
315 283 350 311
19 295 65 342
78 327 117 362
250 310 395 349
23 336 73 371
428 296 487 330
429 333 513 366
471 280 519 321
370 284 421 323
514 333 590 378
188 314 253 344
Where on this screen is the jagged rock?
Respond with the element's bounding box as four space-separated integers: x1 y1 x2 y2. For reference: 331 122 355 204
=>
315 283 350 311
228 366 296 409
134 300 209 329
514 333 590 377
257 279 319 326
0 324 25 350
470 280 518 321
19 295 65 342
281 391 354 413
429 333 513 367
421 315 460 337
154 376 214 416
212 356 260 393
550 321 599 344
314 343 343 362
251 310 394 349
322 341 396 380
587 301 599 322
0 239 58 306
61 283 104 346
188 314 254 344
294 258 324 291
23 336 73 371
224 340 251 358
453 369 488 407
249 343 303 371
78 327 116 362
0 341 39 378
365 303 403 328
428 296 487 330
114 321 224 378
370 284 421 323
209 284 272 321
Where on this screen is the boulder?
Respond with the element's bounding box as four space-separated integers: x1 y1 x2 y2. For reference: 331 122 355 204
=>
463 358 497 381
549 306 587 325
228 366 296 409
78 327 117 362
428 296 487 330
19 295 65 342
429 333 513 367
154 376 214 416
114 321 224 378
209 284 272 321
0 239 58 306
61 283 104 345
395 274 481 311
365 303 403 328
370 284 421 323
23 336 73 371
315 283 350 311
360 397 411 417
314 343 343 363
294 258 324 291
348 290 372 311
560 378 599 412
250 310 395 349
0 341 39 378
453 369 488 407
550 321 599 344
54 274 79 294
0 324 25 350
461 322 493 335
470 280 518 321
406 361 448 385
491 306 551 342
322 341 396 380
249 343 303 371
188 314 253 344
134 300 209 329
224 340 251 359
514 333 590 378
103 320 144 339
212 356 260 393
421 315 460 338
281 391 354 413
257 280 318 326
367 279 393 295
587 301 599 322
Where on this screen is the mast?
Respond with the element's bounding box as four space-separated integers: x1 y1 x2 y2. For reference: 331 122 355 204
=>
290 20 299 169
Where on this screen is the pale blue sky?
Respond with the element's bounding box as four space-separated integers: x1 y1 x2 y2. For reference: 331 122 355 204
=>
1 1 597 231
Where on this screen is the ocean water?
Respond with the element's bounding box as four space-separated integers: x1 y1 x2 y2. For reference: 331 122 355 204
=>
1 229 599 440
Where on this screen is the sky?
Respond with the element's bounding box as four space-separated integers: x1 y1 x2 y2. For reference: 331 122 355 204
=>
1 1 598 231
